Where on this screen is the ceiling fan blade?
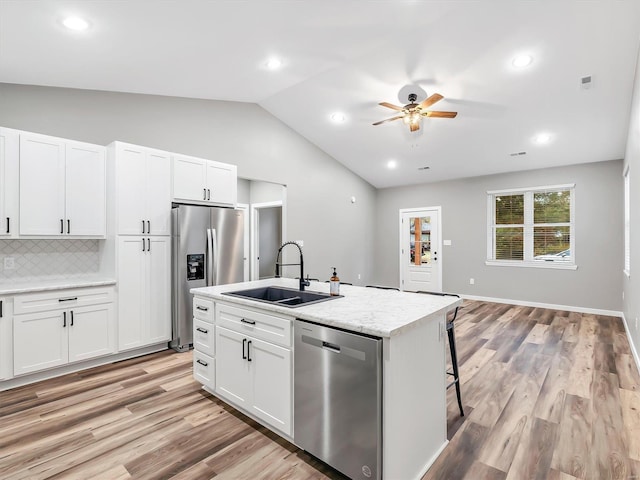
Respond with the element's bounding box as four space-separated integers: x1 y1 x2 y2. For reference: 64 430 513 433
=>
409 122 420 132
425 110 458 118
379 102 404 111
418 93 444 109
372 115 404 126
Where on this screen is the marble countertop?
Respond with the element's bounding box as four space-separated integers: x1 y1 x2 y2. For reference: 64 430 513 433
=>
0 276 116 295
191 278 461 338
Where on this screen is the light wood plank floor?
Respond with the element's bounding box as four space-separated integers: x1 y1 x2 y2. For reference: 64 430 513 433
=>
0 300 639 479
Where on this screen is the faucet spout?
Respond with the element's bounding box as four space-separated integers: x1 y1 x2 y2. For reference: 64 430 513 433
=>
275 241 309 291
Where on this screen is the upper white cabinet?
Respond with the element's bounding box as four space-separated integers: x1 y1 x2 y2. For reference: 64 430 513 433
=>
111 142 171 236
172 154 236 207
19 132 106 237
0 128 19 238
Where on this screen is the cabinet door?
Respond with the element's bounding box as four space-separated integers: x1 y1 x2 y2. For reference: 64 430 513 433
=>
0 298 13 380
206 162 236 206
173 155 207 202
0 128 19 237
147 236 171 344
65 142 106 237
19 134 66 235
249 337 292 436
146 151 171 236
117 237 146 350
215 326 251 409
68 303 115 363
14 310 68 375
116 146 147 235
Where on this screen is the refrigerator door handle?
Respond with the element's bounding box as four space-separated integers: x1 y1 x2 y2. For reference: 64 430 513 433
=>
206 228 214 286
211 228 218 286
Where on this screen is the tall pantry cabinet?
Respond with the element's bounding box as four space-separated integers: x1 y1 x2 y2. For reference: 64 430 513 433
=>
107 142 171 351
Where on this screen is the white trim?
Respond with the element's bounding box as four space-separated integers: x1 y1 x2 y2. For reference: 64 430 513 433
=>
460 293 621 317
236 203 250 282
398 206 443 293
621 313 640 376
250 200 284 281
487 183 576 195
485 260 578 270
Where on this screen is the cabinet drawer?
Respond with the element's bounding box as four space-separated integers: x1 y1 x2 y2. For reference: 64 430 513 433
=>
193 350 215 389
216 303 292 348
194 319 215 356
14 286 114 315
193 296 214 323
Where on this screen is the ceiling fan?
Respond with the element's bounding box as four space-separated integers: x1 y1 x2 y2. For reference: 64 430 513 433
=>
373 93 457 132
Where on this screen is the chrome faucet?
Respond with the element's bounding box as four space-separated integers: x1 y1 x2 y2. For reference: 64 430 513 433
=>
275 241 310 291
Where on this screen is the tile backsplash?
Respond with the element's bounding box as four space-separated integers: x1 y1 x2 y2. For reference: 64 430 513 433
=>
0 239 100 282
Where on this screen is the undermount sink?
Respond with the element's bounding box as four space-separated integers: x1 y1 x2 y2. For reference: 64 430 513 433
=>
222 286 340 308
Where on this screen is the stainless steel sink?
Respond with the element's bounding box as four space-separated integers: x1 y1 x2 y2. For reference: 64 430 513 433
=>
222 286 340 308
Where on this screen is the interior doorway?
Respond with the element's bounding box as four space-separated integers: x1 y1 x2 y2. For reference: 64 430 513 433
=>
251 202 283 280
399 207 442 292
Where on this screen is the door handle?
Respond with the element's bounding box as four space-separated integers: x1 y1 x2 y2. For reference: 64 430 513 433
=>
0 300 3 318
147 220 150 234
203 188 207 200
67 219 70 234
242 338 247 360
142 238 146 252
207 189 211 200
70 310 74 326
63 311 66 327
5 217 9 234
147 238 151 251
142 220 146 234
60 219 64 234
247 340 252 362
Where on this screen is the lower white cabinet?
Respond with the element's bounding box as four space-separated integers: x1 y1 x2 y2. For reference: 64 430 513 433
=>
0 297 13 379
12 287 115 376
215 325 292 436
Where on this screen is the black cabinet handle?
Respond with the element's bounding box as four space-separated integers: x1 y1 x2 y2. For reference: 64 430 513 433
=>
203 188 207 200
142 220 145 234
242 338 247 359
142 238 146 252
58 297 77 302
147 220 150 233
207 189 211 200
67 219 70 234
5 217 9 234
63 311 66 327
196 306 209 311
70 310 74 326
196 327 208 334
60 219 64 234
147 238 151 251
247 340 252 362
0 300 3 318
196 359 208 367
240 318 256 325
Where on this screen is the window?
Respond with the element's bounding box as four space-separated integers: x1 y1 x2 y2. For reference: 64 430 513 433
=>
487 184 575 269
624 166 630 276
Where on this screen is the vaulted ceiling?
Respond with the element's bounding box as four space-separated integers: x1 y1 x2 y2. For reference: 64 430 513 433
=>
1 1 639 188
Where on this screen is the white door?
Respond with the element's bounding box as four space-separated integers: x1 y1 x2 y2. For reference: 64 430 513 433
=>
68 303 115 362
0 129 19 237
19 134 66 235
146 151 171 235
400 208 442 292
215 326 251 408
117 236 146 350
206 162 236 206
116 146 147 235
65 141 106 236
14 310 68 375
250 337 292 435
147 236 171 344
172 154 206 202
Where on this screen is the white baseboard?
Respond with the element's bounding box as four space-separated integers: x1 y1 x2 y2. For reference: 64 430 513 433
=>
460 294 622 317
621 313 640 375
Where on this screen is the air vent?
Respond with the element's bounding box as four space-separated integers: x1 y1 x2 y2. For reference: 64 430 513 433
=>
509 151 527 157
417 166 430 170
581 75 592 89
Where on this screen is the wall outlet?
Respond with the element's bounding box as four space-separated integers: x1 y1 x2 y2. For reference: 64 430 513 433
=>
4 257 15 270
358 274 361 280
469 278 475 285
443 239 452 246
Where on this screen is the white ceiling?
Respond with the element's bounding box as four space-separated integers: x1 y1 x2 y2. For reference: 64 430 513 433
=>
1 0 639 188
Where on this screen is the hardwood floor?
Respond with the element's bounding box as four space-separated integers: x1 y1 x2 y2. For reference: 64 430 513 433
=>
0 300 638 479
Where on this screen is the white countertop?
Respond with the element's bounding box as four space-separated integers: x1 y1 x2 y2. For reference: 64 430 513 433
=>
0 276 116 295
191 278 461 338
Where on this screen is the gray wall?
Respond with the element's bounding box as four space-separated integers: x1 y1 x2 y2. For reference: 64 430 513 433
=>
374 160 623 312
250 181 284 205
0 83 376 285
623 43 640 357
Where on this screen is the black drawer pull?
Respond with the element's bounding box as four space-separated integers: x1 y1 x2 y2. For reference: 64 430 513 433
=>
196 306 209 311
70 310 74 326
6 217 9 234
58 297 78 302
196 327 208 334
63 311 66 327
196 359 208 367
0 300 3 318
240 318 256 325
67 219 70 234
60 219 64 234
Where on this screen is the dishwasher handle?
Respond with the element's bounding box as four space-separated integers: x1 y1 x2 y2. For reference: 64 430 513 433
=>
322 341 341 353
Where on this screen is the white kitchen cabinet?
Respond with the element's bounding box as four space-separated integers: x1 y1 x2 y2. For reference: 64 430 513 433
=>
0 128 19 238
0 298 13 380
117 236 171 351
113 143 171 236
172 154 237 207
19 132 105 237
12 287 116 376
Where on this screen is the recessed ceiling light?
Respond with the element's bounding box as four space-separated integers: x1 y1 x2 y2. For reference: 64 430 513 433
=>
330 112 346 123
386 160 398 169
63 16 89 31
533 133 552 144
265 58 282 70
512 54 533 68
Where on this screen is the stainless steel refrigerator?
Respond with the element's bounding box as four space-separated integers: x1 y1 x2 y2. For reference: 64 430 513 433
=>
170 204 244 352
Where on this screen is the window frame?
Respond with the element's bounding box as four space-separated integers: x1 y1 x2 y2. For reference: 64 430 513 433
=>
624 165 630 277
486 183 577 270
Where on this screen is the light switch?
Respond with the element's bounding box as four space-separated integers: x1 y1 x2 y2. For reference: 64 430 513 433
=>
443 240 452 246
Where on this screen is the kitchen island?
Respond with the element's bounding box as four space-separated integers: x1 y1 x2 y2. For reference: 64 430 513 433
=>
191 278 461 480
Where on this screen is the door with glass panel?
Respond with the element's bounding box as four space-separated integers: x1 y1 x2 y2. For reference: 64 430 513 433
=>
400 208 441 292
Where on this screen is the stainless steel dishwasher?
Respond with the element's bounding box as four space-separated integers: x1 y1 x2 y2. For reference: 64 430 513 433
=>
294 319 382 480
